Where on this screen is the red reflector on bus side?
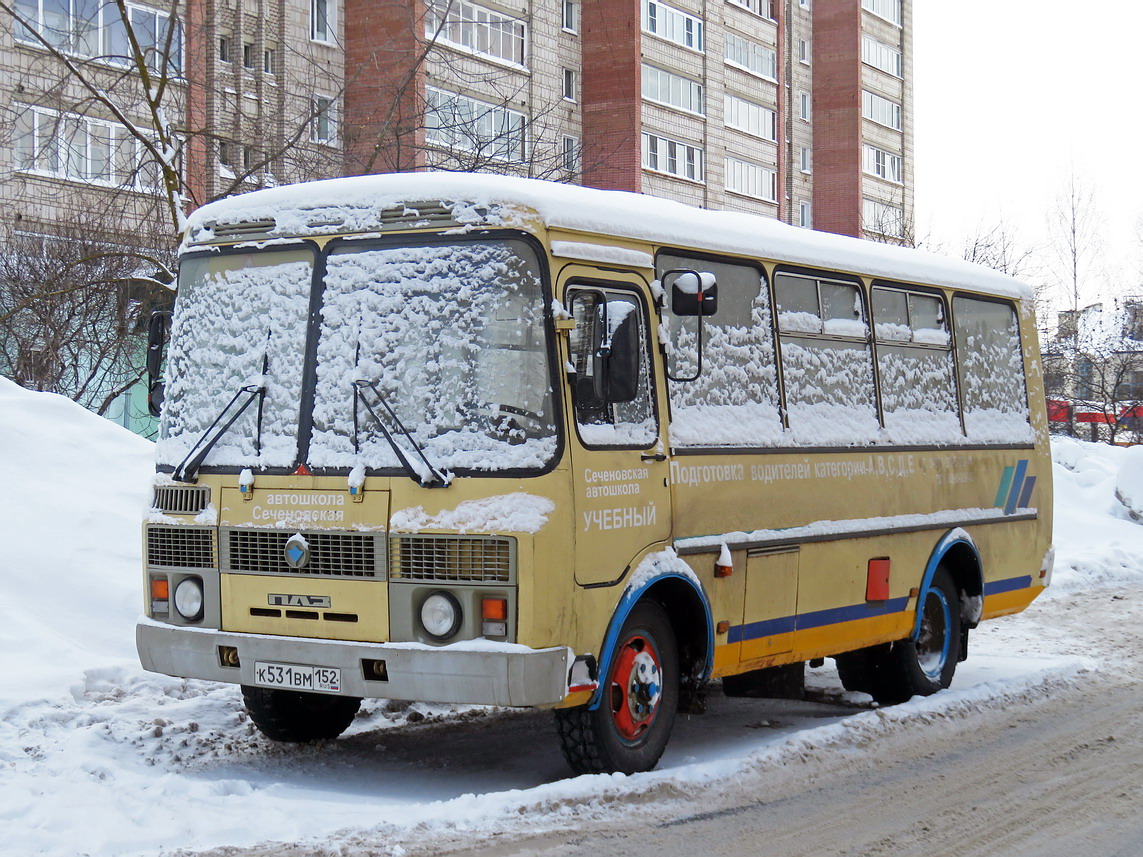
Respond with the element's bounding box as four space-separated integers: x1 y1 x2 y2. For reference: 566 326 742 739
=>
866 558 891 602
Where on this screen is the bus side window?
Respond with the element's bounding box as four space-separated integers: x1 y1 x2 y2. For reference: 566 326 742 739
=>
952 296 1032 443
775 272 879 445
873 286 960 444
567 288 657 448
657 253 782 448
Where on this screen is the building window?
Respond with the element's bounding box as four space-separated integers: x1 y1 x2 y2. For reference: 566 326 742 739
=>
642 0 704 52
218 140 234 167
14 0 182 73
798 38 810 64
263 47 275 74
863 144 902 182
642 131 704 182
799 91 811 121
13 103 165 191
798 201 812 228
425 87 526 162
862 35 902 77
311 0 334 42
563 0 577 32
642 64 704 115
724 94 776 141
863 198 905 238
312 96 337 143
724 32 777 80
563 68 577 101
218 35 231 62
242 42 254 69
727 0 772 18
862 0 901 26
425 0 526 66
862 90 902 130
725 156 776 202
799 146 811 173
563 135 580 172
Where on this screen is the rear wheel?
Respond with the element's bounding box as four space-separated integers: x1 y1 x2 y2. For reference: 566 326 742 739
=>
241 685 361 742
555 602 679 775
874 567 961 704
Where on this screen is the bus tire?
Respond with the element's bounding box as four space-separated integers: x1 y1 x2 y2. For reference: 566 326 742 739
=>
875 567 962 704
554 601 679 775
241 685 361 742
833 644 890 696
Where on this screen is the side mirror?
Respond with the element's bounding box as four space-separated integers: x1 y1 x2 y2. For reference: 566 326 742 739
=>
146 311 170 417
592 301 641 404
667 269 718 317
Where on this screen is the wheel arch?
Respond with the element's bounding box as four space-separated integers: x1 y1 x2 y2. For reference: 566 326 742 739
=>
588 552 713 711
912 527 983 640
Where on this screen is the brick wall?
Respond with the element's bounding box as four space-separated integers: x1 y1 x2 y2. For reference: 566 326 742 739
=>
581 0 641 192
812 0 862 237
343 0 424 174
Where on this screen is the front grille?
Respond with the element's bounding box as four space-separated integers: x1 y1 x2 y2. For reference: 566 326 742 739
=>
147 525 214 568
223 529 382 577
152 485 210 515
390 535 514 583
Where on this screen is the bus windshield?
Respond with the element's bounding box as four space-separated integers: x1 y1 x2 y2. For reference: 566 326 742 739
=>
156 237 558 475
157 247 314 470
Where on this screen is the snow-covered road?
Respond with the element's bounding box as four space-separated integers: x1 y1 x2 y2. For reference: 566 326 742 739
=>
3 377 1143 857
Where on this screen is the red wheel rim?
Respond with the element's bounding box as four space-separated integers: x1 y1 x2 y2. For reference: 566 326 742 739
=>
608 633 663 741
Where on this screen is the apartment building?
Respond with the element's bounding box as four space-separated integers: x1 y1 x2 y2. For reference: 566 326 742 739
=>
1 0 913 428
2 0 915 243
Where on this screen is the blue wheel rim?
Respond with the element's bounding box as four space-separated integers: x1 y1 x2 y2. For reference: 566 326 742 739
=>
917 586 952 681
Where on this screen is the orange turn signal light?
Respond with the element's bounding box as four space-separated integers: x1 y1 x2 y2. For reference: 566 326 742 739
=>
482 598 508 621
151 577 169 600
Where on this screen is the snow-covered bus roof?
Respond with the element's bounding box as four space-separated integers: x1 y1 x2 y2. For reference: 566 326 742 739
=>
185 172 1032 301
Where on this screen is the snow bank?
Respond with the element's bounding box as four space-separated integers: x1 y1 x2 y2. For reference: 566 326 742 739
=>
2 373 1142 857
1050 435 1143 594
0 377 153 703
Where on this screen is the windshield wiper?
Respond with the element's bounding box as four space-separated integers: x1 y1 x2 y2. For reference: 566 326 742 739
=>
173 384 265 483
352 379 451 488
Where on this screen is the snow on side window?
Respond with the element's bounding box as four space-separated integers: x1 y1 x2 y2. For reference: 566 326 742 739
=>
660 254 782 447
775 273 879 445
156 249 314 469
953 297 1032 443
873 287 961 444
567 289 658 447
308 239 558 473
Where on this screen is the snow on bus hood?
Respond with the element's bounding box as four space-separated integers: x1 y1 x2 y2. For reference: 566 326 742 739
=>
389 493 556 535
187 173 1033 301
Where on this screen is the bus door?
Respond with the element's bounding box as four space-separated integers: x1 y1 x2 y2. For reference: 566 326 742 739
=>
562 276 671 587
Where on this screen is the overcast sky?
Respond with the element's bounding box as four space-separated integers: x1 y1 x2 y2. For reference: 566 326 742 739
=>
912 2 1143 303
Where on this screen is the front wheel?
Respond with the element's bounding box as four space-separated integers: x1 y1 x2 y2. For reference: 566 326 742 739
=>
875 567 962 704
555 602 679 775
241 685 361 742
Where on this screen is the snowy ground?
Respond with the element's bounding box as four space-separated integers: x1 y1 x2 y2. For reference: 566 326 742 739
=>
2 376 1142 857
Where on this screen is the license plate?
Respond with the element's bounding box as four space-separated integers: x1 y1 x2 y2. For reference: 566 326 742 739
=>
254 661 341 693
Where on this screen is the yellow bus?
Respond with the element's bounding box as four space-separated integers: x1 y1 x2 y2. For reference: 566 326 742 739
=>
138 173 1052 775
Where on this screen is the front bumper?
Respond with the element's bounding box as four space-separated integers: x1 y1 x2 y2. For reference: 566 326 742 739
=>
136 618 573 707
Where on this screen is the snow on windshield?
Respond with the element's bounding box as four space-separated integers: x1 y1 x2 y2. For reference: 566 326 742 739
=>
308 239 558 473
156 249 313 469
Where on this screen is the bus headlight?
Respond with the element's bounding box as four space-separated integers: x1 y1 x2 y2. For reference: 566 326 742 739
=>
420 591 462 640
173 577 204 622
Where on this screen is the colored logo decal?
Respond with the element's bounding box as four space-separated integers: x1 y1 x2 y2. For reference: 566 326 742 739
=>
994 459 1036 515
